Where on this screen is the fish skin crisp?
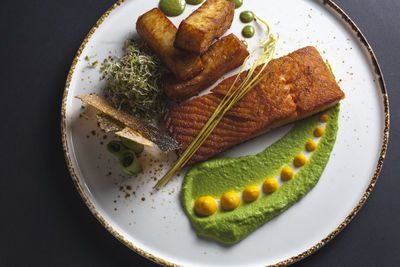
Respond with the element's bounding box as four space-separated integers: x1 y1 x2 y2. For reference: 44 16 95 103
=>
76 94 180 152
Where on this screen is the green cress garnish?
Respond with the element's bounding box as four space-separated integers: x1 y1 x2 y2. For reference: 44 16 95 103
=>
102 40 167 121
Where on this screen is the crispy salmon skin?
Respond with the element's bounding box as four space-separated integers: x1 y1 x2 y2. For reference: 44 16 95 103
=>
76 94 180 152
165 46 345 164
174 0 235 54
163 33 249 102
136 8 203 81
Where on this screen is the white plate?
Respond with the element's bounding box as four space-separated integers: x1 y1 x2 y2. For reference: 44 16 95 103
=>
61 0 389 266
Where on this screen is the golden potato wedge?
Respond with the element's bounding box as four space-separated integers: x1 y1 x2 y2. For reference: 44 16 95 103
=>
174 0 235 54
136 8 203 81
163 33 249 101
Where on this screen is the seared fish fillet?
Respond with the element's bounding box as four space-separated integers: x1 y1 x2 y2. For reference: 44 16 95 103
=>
174 0 235 54
136 8 203 81
163 33 249 102
165 46 345 164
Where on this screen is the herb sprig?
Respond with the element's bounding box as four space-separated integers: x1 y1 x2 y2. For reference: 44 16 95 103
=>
102 40 167 121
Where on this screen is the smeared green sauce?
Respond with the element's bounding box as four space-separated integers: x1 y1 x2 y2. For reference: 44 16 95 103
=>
228 0 243 9
240 11 254 23
325 59 335 79
181 104 340 244
241 39 248 48
159 0 186 17
241 25 255 38
186 0 204 5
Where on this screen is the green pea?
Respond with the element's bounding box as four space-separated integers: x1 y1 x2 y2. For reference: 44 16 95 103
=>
240 11 254 23
159 0 186 17
227 0 243 9
186 0 204 4
242 25 255 38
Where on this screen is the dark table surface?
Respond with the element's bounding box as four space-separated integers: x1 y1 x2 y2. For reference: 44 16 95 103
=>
1 0 399 266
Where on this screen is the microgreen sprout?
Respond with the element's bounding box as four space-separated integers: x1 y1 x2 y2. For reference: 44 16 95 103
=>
102 40 167 121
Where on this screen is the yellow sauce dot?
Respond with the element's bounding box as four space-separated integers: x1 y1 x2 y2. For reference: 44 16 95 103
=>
320 114 329 123
194 196 217 216
314 127 325 137
281 167 294 181
294 154 307 167
305 140 318 151
263 178 279 193
243 185 260 202
221 191 240 211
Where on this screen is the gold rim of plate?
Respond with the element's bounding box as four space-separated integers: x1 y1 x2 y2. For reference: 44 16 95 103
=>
60 0 390 266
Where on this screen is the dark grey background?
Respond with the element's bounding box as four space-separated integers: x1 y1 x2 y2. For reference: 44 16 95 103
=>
1 0 399 266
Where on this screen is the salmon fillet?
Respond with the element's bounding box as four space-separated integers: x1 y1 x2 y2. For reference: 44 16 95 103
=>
163 33 249 102
174 0 235 54
165 46 345 164
136 8 203 81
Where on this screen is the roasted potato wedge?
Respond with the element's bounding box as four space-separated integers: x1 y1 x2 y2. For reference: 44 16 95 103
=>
136 8 203 81
163 33 249 102
174 0 235 54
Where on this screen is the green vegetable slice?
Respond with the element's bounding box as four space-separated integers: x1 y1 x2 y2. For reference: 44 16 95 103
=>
120 150 142 175
119 137 144 155
107 141 124 157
